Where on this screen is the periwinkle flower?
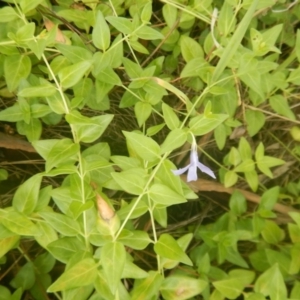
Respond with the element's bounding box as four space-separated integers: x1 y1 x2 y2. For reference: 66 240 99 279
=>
172 142 216 182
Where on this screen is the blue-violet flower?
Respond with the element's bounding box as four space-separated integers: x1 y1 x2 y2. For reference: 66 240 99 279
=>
172 142 216 182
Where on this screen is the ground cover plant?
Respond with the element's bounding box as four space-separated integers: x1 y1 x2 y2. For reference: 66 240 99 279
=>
0 0 300 299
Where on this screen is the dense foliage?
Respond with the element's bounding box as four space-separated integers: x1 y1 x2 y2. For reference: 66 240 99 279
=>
0 0 300 299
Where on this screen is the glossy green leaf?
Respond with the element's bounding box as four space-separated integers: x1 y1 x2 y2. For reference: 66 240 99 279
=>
12 174 42 215
59 61 91 89
4 55 31 91
101 241 126 294
150 184 187 206
123 131 160 162
160 128 187 154
38 211 81 236
154 234 192 266
48 258 97 292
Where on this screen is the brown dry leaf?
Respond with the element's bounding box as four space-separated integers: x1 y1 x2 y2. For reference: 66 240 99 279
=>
0 132 36 153
96 193 115 221
44 18 66 43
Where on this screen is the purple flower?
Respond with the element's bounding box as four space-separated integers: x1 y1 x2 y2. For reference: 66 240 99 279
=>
172 143 216 182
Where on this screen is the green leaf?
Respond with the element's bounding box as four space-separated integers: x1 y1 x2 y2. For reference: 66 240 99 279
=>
66 111 113 143
134 102 152 127
214 123 227 150
238 137 252 161
150 184 187 206
141 2 152 23
269 95 295 120
135 25 164 40
118 230 152 250
160 129 187 154
4 55 31 92
0 169 8 181
123 131 160 162
160 276 207 300
0 235 19 258
213 278 244 299
261 220 284 244
12 174 42 215
18 118 42 142
56 44 93 64
38 211 81 236
47 237 85 263
180 35 204 62
122 260 148 279
234 159 255 173
259 187 280 211
229 191 247 216
212 0 260 82
245 170 259 192
254 264 287 299
122 57 143 79
130 271 163 300
46 91 68 114
0 7 18 22
32 139 79 172
10 262 35 290
162 4 177 28
106 16 133 35
0 104 23 122
154 233 192 266
0 210 40 236
35 221 57 248
162 103 180 130
48 258 97 292
245 110 265 137
189 113 228 136
95 66 121 86
101 242 126 295
59 61 91 89
111 168 148 195
20 0 43 14
92 10 110 51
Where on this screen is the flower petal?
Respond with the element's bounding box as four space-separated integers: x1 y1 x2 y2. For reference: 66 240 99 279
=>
197 161 216 179
187 165 198 182
171 164 190 176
